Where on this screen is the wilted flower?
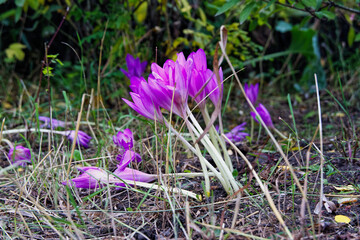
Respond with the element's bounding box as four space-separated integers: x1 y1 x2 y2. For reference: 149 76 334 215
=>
38 116 66 129
250 104 274 128
244 83 259 106
65 130 92 148
8 146 32 166
62 166 155 189
116 149 142 171
113 129 134 150
121 54 147 79
224 123 249 143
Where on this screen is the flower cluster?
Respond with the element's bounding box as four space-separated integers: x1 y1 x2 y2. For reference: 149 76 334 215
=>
123 49 223 120
245 83 274 128
63 129 154 189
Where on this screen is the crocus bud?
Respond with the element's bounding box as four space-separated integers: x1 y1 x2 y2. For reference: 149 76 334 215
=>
244 83 259 106
65 130 92 148
121 54 147 79
251 104 274 128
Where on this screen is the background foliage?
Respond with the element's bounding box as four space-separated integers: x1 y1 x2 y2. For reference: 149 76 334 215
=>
0 0 359 116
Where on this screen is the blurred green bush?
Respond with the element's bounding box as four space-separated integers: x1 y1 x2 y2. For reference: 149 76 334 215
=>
0 0 359 109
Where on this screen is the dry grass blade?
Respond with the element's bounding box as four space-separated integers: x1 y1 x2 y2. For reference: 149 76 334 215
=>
223 134 293 239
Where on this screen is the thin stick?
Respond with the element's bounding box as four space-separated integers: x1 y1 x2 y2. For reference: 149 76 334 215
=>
97 21 109 127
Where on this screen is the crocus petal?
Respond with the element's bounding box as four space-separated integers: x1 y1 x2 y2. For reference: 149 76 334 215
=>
8 146 32 166
122 88 163 122
62 166 155 189
62 167 121 189
65 130 92 148
113 167 156 188
251 104 274 128
205 67 223 106
38 116 66 129
224 123 249 143
244 83 259 105
116 150 142 171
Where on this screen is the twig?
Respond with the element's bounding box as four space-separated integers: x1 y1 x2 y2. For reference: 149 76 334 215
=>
35 7 70 104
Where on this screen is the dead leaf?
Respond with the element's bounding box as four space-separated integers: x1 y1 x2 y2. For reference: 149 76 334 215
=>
333 185 355 191
314 195 337 214
337 198 358 205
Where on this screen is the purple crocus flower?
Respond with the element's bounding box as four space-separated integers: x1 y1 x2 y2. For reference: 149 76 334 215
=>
250 104 274 128
204 67 224 106
123 78 164 122
147 52 193 118
62 164 155 189
38 116 66 129
121 54 147 79
8 146 32 166
65 130 92 148
187 49 224 107
224 123 249 143
244 83 259 105
113 129 134 150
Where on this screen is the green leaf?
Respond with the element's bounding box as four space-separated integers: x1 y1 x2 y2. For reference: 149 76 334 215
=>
315 10 336 20
215 0 239 16
73 150 82 161
15 0 25 7
28 0 39 10
316 0 323 10
0 9 16 21
275 21 293 33
302 0 317 8
240 2 256 24
348 26 355 47
355 33 360 42
289 27 316 56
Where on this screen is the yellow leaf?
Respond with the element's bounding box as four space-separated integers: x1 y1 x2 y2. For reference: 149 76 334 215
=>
335 215 351 224
5 43 26 61
134 2 148 23
2 102 13 109
335 112 345 118
333 185 355 191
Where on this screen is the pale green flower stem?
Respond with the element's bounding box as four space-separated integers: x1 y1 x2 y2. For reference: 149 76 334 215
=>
165 120 230 194
187 108 239 193
202 106 233 172
184 120 211 197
